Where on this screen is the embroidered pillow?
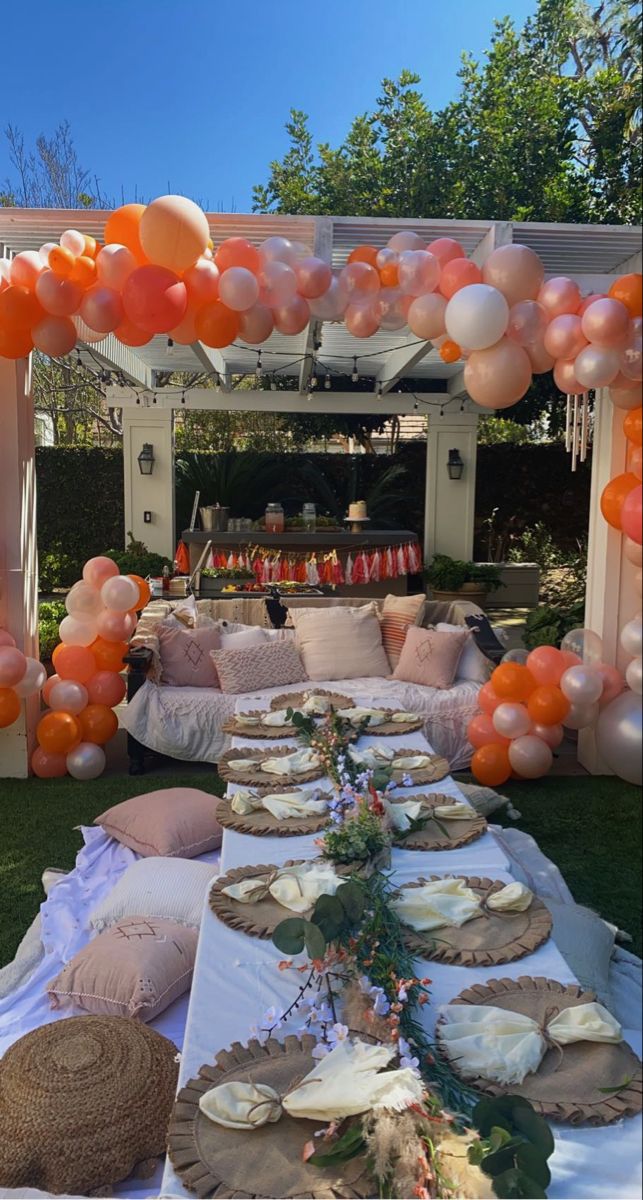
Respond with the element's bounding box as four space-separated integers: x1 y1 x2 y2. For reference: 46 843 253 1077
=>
89 857 216 931
210 640 307 694
379 593 426 669
436 621 492 683
393 626 470 690
290 603 390 681
94 787 222 858
46 916 198 1021
158 623 221 687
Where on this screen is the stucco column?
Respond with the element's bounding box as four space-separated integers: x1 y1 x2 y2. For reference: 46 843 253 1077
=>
0 356 39 778
123 406 175 559
424 409 479 562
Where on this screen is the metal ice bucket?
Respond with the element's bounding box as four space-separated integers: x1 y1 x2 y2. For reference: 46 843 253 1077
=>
200 506 230 532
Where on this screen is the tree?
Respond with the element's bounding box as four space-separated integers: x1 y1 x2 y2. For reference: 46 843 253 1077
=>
0 121 108 209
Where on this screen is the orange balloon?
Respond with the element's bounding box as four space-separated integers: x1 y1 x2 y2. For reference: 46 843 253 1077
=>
440 338 461 363
471 743 511 787
113 318 152 347
379 263 399 287
624 407 642 447
214 237 260 275
91 637 128 673
491 663 537 702
0 284 43 329
608 273 642 318
478 681 502 715
527 685 570 726
439 257 483 299
127 574 151 610
48 246 76 278
70 255 97 288
348 245 379 269
600 471 639 530
104 204 148 265
83 235 98 259
195 300 239 348
0 687 21 728
78 703 118 745
36 710 82 754
0 325 34 359
52 643 96 684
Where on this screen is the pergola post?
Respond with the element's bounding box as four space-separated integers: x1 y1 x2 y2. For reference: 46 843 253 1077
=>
123 406 176 560
0 355 39 777
423 408 479 562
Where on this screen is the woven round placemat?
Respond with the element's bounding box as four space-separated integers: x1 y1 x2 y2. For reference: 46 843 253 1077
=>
359 714 425 736
167 1033 373 1198
392 795 487 851
388 749 450 787
216 791 331 837
210 860 311 939
218 745 324 792
0 1015 179 1196
396 876 552 965
437 976 643 1124
269 689 353 712
223 711 299 739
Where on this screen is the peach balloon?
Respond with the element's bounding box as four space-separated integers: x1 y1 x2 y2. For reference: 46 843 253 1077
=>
600 472 639 530
0 630 16 648
467 713 510 749
195 301 240 348
581 297 630 347
215 238 261 275
340 261 380 297
83 556 119 590
32 316 77 356
538 276 581 317
553 358 586 395
35 270 82 317
37 711 82 754
596 663 626 708
183 257 220 306
272 296 310 335
543 314 587 360
507 301 548 347
426 237 464 266
608 273 643 318
407 292 447 340
53 644 96 684
610 384 642 410
464 339 532 409
295 257 332 299
86 670 126 707
438 257 481 299
218 266 260 313
168 309 198 344
80 285 123 333
139 195 209 273
622 485 642 544
482 244 545 306
31 746 68 778
345 301 379 338
526 645 566 686
478 681 502 715
239 304 274 344
526 340 556 374
10 250 43 289
96 244 137 289
42 674 61 706
122 265 187 333
0 646 27 687
532 722 565 748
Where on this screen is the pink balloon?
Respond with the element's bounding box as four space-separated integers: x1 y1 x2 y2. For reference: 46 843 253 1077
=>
508 734 553 778
532 722 564 749
100 574 140 612
538 276 581 317
620 334 642 382
526 340 556 374
624 537 643 566
218 266 260 313
426 237 464 266
96 608 137 643
42 674 61 706
96 244 137 290
482 244 545 306
295 257 332 300
80 285 124 333
622 485 643 544
578 292 607 316
464 339 532 409
10 250 43 289
83 556 119 590
526 646 566 686
596 663 626 708
376 288 408 331
258 236 299 267
553 357 586 395
183 256 220 305
574 344 620 388
0 646 27 687
259 260 298 307
397 250 440 297
272 295 310 335
560 650 582 669
492 702 532 739
122 265 188 333
35 270 83 316
49 679 89 715
507 301 548 346
388 231 425 253
407 292 447 340
0 630 16 648
309 275 348 320
239 304 274 344
630 446 643 481
467 713 510 749
31 746 68 779
86 670 126 707
32 315 77 356
581 298 630 348
345 301 380 338
340 261 380 297
543 314 587 360
610 384 643 410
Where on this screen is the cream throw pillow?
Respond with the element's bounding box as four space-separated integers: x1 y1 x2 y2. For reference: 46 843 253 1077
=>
89 857 216 931
290 603 390 681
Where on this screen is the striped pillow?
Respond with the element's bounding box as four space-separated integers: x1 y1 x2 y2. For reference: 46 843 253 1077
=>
380 594 426 669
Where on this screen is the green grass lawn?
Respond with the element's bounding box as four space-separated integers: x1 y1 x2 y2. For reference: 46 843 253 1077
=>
0 771 640 968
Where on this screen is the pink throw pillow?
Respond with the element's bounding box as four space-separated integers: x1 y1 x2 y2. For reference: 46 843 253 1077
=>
94 786 223 857
393 626 470 690
159 623 221 687
211 640 307 694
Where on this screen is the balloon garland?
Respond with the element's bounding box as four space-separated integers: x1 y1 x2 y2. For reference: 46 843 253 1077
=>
0 631 47 729
32 557 149 780
0 193 640 415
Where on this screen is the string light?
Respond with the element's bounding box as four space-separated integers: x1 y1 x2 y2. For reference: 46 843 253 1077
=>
256 351 263 379
270 375 277 391
311 374 318 388
351 357 359 383
166 338 174 355
324 372 332 390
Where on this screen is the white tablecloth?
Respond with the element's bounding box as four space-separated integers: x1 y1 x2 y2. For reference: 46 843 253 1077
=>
160 722 642 1200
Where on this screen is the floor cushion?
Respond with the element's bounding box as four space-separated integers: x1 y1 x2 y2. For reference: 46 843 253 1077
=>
94 786 223 858
290 602 390 680
89 857 216 931
393 626 470 689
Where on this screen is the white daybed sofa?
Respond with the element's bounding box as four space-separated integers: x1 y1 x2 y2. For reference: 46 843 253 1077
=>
120 595 492 773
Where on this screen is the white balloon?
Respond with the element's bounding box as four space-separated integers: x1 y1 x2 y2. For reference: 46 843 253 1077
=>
13 656 47 698
625 657 643 695
100 575 139 613
65 580 103 618
445 284 509 351
560 665 604 706
620 615 643 659
59 614 98 647
596 690 642 785
49 680 89 715
66 742 106 781
508 734 553 779
563 701 600 730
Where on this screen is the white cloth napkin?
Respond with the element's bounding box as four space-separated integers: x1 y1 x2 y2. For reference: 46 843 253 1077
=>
392 754 432 770
221 861 340 914
302 693 331 715
391 711 421 723
234 713 261 727
432 802 477 820
261 748 321 776
391 879 534 932
199 1039 424 1129
382 798 475 834
439 1001 622 1085
349 745 395 769
337 706 388 727
231 788 329 821
260 709 295 727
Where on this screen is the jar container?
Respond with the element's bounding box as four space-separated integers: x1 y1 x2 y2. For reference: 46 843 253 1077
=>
265 502 285 533
302 502 317 532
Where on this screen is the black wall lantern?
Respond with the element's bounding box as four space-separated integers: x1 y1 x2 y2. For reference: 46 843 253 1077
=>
137 443 155 475
447 448 464 480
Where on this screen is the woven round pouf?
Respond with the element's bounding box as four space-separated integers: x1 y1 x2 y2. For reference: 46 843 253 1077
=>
0 1015 179 1195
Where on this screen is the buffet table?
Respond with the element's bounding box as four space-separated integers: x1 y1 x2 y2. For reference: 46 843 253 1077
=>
160 720 642 1200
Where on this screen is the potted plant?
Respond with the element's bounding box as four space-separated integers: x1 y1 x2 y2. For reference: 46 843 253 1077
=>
424 554 504 607
198 566 256 596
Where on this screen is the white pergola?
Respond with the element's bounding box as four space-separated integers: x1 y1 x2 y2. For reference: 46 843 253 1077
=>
0 209 640 777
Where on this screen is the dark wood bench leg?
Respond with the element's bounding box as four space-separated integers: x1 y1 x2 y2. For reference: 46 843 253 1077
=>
123 647 154 776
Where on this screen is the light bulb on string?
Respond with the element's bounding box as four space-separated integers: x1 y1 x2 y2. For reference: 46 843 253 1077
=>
166 338 174 356
256 351 263 379
270 375 277 392
324 372 331 390
351 357 359 383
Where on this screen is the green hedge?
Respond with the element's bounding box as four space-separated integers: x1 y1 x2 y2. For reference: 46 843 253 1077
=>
36 448 123 589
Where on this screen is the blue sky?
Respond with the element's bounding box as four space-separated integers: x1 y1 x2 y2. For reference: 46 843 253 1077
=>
1 0 536 212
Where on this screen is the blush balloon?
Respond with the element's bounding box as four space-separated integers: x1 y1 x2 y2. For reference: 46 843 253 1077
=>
218 266 260 313
96 609 137 642
272 295 310 335
526 340 556 374
83 556 119 590
86 670 126 707
96 243 137 290
482 244 545 306
596 663 626 708
168 309 198 344
345 301 380 338
526 646 566 686
10 250 43 289
32 315 77 356
31 746 69 778
295 256 332 299
574 345 620 389
407 293 447 340
478 681 502 715
80 285 123 333
183 257 220 306
0 630 16 648
508 734 553 779
259 260 298 307
532 722 564 749
467 713 510 749
0 646 27 687
464 339 532 409
553 357 586 395
621 485 643 544
507 301 548 346
543 314 587 360
538 276 581 317
239 304 274 344
426 238 464 266
398 250 441 297
35 270 83 317
581 297 630 348
49 680 89 715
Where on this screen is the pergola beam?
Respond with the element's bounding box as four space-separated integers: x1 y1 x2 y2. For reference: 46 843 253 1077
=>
375 334 434 396
189 342 232 390
106 385 439 415
299 217 333 394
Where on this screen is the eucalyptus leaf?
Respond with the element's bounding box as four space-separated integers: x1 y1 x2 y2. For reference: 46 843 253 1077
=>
492 1167 547 1199
479 1146 520 1177
272 917 306 955
337 880 366 922
371 768 392 791
515 1144 551 1189
304 920 327 960
311 894 345 940
512 1105 555 1159
308 1124 366 1167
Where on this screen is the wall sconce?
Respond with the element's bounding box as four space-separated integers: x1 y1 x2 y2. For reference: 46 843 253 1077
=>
447 448 464 480
137 443 155 475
